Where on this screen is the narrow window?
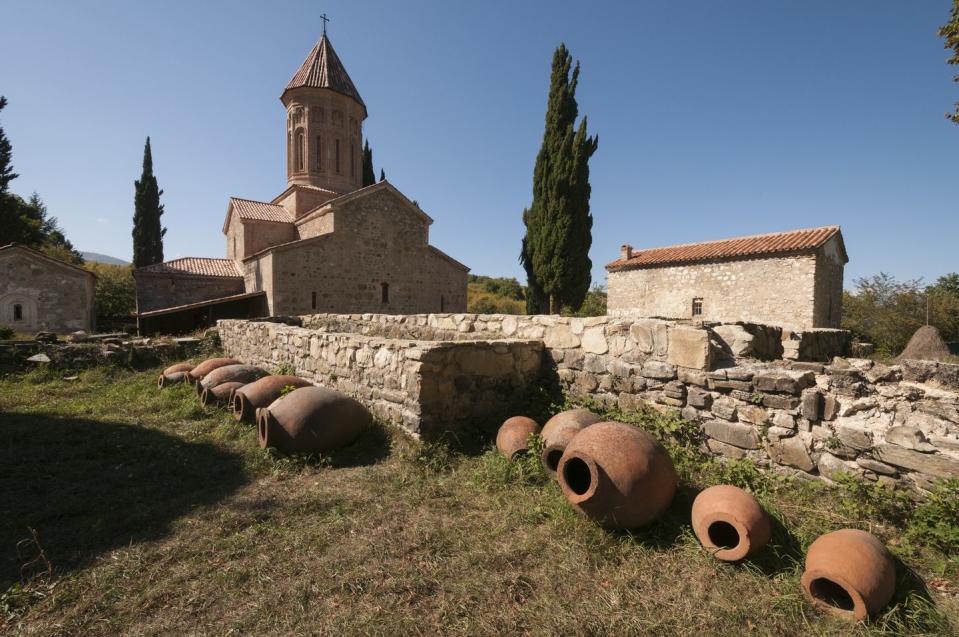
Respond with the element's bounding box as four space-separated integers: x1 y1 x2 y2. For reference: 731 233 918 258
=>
350 143 355 178
381 282 389 304
13 304 23 322
311 291 317 310
295 130 305 171
232 236 237 257
335 139 341 173
316 136 323 170
692 297 703 317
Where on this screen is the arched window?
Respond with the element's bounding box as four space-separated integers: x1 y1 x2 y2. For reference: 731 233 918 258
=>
381 282 389 304
294 130 305 172
13 304 23 322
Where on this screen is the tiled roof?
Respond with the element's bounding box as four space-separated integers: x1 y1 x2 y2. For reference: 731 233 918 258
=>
230 198 294 224
284 35 365 110
0 243 96 277
607 225 844 271
136 257 242 278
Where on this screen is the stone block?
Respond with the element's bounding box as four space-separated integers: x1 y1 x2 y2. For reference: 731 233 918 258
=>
707 438 748 459
678 368 708 387
762 394 800 410
704 420 759 449
873 444 959 479
666 326 711 370
581 326 608 354
801 388 822 421
687 387 713 409
641 360 676 381
837 424 873 451
818 452 858 481
711 324 755 358
768 436 815 472
708 379 754 392
753 370 815 395
737 404 767 426
681 406 701 422
855 457 899 476
543 324 580 349
822 395 839 421
711 396 738 421
629 319 669 356
885 426 936 452
772 412 796 430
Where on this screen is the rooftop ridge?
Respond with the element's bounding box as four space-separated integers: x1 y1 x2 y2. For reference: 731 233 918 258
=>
283 34 365 111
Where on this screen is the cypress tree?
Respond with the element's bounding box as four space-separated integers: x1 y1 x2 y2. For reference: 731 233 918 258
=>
362 140 376 186
941 0 959 123
520 44 598 314
379 168 386 182
0 96 18 195
132 137 166 268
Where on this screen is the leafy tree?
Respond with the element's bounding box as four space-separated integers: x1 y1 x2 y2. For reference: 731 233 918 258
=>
0 96 17 194
520 44 598 314
562 284 608 317
85 262 136 322
362 140 375 187
940 0 959 124
379 168 386 182
132 137 166 268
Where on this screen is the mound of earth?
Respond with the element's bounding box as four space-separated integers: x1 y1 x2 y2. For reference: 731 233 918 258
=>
897 325 953 363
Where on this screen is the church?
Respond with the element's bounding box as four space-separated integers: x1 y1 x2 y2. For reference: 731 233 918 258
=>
134 33 469 334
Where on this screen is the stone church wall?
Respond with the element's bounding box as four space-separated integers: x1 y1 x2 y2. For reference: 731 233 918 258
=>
134 274 245 313
0 248 95 333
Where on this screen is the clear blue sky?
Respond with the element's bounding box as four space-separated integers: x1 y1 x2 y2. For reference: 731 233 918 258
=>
1 1 955 289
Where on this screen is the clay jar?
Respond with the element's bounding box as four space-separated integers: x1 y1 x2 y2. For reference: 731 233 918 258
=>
557 421 677 529
257 386 371 454
200 381 246 408
157 363 194 389
801 529 896 621
540 409 602 476
233 375 313 423
196 364 268 397
495 416 541 459
186 357 240 384
691 485 771 561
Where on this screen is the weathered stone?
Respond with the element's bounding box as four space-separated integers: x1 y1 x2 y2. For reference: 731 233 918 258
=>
581 326 608 354
766 425 795 441
574 373 599 393
707 438 748 459
737 404 767 426
725 367 755 381
687 387 712 409
885 426 936 453
818 452 856 480
865 363 900 384
26 353 51 363
666 326 711 370
830 375 865 397
681 406 701 422
712 324 755 358
838 397 878 418
873 444 959 479
762 394 800 410
753 370 815 395
768 436 815 472
663 381 687 400
711 396 738 421
629 319 669 356
583 354 608 374
660 396 685 407
641 361 676 381
801 389 822 421
543 324 580 349
772 412 796 430
916 400 959 425
791 361 825 373
709 379 754 392
837 424 872 451
855 457 899 476
677 368 708 387
822 395 840 420
704 420 760 449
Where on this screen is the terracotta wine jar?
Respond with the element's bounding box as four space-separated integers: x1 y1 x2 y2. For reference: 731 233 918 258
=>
157 362 194 389
186 357 240 384
539 409 601 476
495 416 541 459
557 421 677 529
232 375 313 423
691 485 771 561
195 364 268 397
200 381 246 408
257 386 371 453
800 529 896 621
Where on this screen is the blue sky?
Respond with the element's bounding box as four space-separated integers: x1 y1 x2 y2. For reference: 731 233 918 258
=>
1 1 955 289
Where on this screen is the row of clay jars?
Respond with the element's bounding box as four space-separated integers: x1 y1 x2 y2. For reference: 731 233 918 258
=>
233 375 313 424
186 357 240 385
494 408 600 463
157 362 194 388
256 386 371 454
196 364 268 398
200 381 246 407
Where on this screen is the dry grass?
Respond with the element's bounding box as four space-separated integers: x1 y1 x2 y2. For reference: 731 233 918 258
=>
0 366 957 636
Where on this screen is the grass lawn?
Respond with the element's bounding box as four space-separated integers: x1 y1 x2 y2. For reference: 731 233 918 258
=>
1 364 957 636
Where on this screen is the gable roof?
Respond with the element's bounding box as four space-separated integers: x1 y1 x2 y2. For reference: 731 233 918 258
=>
293 179 434 228
135 257 242 278
606 225 846 272
0 243 95 278
283 35 366 114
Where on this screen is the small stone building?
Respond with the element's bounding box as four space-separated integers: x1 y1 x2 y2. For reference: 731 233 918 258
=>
134 32 468 333
606 226 847 329
0 243 96 333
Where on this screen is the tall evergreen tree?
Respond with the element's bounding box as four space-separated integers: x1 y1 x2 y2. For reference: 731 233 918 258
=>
941 0 959 123
520 44 598 314
132 137 166 267
379 168 386 182
0 96 17 194
362 140 376 186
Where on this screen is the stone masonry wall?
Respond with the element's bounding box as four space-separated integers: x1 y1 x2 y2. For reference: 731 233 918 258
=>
218 319 542 438
134 273 245 314
0 248 95 333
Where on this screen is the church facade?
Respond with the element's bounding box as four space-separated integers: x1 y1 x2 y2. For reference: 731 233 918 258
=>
135 34 468 333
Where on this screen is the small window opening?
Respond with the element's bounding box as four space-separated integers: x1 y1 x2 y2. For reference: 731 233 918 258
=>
335 139 341 173
294 130 305 172
13 304 23 322
316 136 323 170
692 297 703 317
381 282 389 304
311 291 317 310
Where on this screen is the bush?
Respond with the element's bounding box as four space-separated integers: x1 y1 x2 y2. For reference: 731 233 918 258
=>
904 479 959 553
0 325 13 340
85 262 136 323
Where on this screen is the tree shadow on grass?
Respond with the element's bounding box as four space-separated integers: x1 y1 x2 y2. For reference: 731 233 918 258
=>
0 411 249 590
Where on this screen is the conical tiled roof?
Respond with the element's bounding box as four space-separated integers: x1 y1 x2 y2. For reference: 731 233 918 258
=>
284 35 365 112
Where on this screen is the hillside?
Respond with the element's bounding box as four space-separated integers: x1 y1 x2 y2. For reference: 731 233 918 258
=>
82 252 130 265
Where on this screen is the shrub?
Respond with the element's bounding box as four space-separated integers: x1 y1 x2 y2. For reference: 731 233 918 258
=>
0 325 14 340
904 479 959 553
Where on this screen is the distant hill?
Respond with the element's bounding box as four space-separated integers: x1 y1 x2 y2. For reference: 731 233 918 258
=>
82 252 130 266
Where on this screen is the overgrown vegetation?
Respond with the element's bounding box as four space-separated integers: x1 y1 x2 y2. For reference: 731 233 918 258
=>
0 368 956 635
467 275 526 314
842 272 959 358
83 262 136 326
